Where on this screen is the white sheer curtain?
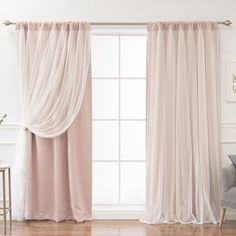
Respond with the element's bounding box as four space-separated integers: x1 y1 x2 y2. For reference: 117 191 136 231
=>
12 22 91 220
142 22 221 224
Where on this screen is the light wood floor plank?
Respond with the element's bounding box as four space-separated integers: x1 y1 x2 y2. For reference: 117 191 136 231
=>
0 220 235 236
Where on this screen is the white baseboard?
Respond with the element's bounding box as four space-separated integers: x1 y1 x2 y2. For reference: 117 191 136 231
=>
92 211 143 220
92 210 236 220
0 208 233 221
0 199 233 221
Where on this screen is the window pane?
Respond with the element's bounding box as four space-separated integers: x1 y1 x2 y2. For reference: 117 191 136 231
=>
93 163 119 204
91 32 147 209
120 79 146 119
92 79 119 119
93 121 119 160
120 162 146 204
120 36 147 78
91 36 119 78
120 121 146 160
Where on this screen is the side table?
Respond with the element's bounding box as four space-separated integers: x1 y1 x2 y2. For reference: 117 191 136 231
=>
0 167 12 234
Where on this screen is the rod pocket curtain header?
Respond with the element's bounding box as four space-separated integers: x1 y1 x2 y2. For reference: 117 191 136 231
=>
148 21 218 31
16 22 91 31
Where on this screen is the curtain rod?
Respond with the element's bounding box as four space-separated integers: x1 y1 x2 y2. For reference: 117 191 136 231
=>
3 20 233 26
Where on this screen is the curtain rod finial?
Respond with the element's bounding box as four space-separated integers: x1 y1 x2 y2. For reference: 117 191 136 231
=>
3 20 13 26
224 20 232 26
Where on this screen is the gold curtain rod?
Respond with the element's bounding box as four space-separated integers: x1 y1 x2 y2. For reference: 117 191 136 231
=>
3 20 233 26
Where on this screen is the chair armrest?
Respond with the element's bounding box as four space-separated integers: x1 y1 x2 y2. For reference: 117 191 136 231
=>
221 164 236 193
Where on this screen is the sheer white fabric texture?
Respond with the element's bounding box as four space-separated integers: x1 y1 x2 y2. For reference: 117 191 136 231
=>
142 22 221 224
12 22 91 220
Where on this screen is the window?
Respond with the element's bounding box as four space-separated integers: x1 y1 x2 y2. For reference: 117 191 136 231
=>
91 29 147 211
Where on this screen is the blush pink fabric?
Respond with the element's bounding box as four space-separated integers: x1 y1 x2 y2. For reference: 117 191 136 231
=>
24 74 92 222
142 22 221 224
14 22 92 222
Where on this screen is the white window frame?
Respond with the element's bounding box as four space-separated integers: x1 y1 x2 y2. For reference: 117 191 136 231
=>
91 29 147 218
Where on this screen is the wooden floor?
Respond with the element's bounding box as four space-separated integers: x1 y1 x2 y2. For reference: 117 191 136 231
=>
0 220 236 236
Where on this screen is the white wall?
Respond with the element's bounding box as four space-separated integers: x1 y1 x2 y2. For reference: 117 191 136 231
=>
0 0 236 218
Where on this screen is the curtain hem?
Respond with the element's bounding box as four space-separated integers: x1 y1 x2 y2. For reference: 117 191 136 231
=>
24 212 92 223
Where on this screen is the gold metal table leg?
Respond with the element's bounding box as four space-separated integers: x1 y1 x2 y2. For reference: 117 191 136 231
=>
8 168 12 227
2 171 6 234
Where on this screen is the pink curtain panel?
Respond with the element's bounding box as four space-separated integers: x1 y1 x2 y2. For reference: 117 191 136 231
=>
142 22 221 224
13 22 92 222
